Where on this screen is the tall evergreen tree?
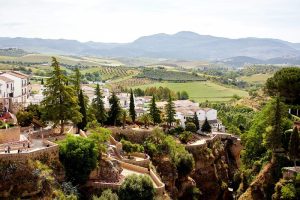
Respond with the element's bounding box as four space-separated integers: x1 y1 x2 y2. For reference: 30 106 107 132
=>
108 92 121 126
265 97 284 152
42 57 82 134
71 67 81 96
289 127 299 167
165 95 176 128
201 117 211 133
77 89 87 131
92 84 107 124
129 89 136 123
193 112 200 131
41 78 44 85
149 95 161 125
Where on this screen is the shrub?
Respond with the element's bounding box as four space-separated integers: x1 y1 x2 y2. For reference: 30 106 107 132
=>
119 174 154 200
93 189 118 200
16 111 33 127
185 122 197 133
281 183 296 200
179 131 193 144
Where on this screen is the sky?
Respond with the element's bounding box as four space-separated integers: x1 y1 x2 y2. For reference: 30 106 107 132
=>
0 0 299 43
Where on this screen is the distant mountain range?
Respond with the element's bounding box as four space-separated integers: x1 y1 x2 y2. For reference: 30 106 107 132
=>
1 31 300 64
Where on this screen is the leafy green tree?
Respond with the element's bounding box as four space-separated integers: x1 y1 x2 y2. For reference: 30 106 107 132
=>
58 135 98 185
139 113 151 128
121 110 128 129
165 95 176 128
265 67 300 106
129 89 136 123
92 189 118 200
289 127 299 167
185 122 197 133
77 89 87 131
180 91 189 100
149 95 161 125
108 92 121 126
176 153 195 177
26 104 43 120
42 57 82 134
92 84 107 124
201 118 211 133
16 111 33 127
119 174 154 200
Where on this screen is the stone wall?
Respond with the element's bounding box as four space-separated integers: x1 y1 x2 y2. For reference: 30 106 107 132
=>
0 140 59 163
0 126 20 144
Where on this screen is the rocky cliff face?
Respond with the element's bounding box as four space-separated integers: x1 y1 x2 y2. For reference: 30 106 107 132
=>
187 138 241 200
153 137 242 200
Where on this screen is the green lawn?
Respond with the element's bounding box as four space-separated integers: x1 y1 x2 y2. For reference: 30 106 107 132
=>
240 73 273 84
133 81 248 102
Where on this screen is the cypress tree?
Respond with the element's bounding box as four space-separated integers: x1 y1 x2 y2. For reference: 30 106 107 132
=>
42 57 82 134
71 67 81 96
77 89 87 131
41 78 44 85
201 117 211 133
265 97 284 152
149 95 161 125
129 89 136 123
193 112 200 131
289 127 299 167
92 84 107 124
108 92 121 126
165 95 176 128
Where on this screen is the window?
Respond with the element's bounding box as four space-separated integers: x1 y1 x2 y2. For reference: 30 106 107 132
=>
7 84 9 88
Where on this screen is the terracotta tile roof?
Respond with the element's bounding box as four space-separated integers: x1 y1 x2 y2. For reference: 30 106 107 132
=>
7 71 29 79
0 75 14 82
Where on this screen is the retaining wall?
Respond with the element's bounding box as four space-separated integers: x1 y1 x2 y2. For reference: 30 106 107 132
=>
0 140 59 162
0 126 20 144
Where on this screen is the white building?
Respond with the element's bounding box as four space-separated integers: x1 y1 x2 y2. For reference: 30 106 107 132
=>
1 71 30 104
0 76 14 111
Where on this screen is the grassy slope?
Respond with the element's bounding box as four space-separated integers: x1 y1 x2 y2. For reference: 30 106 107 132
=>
240 73 273 84
133 81 248 102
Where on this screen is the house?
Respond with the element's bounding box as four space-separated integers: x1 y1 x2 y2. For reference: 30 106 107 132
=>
0 76 14 111
1 71 31 105
156 100 220 129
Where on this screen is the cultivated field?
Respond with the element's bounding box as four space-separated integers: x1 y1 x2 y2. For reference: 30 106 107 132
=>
133 81 248 102
240 73 273 84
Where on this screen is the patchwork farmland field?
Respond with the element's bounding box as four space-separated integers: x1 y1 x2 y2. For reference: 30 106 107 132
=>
133 81 248 102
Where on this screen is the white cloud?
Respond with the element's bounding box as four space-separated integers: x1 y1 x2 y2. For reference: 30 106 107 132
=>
0 0 299 42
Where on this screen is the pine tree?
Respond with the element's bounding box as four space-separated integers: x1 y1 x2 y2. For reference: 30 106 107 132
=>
149 95 161 125
129 89 136 123
42 57 82 134
108 92 121 126
193 112 200 131
289 127 299 167
165 95 176 128
201 117 211 133
92 84 107 124
77 89 87 131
